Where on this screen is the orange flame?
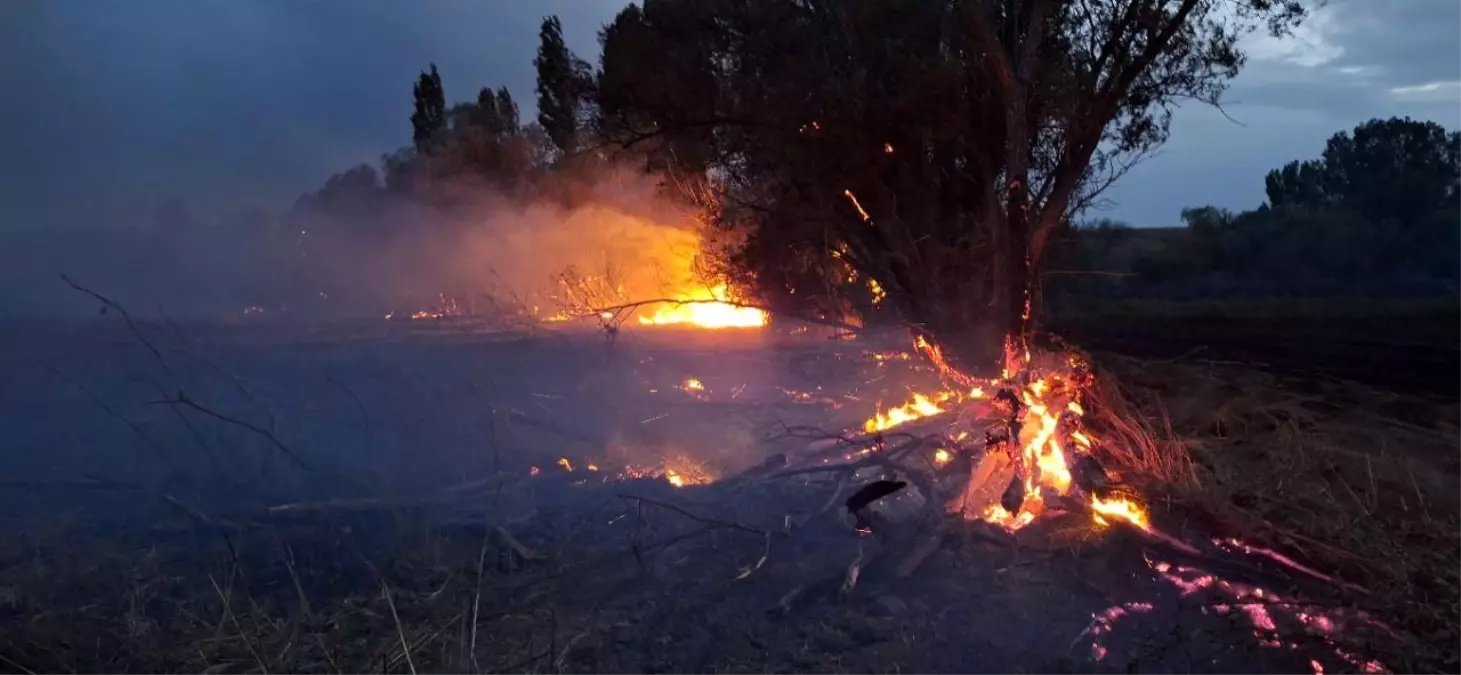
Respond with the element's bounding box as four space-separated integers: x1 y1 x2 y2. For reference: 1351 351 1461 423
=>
1091 494 1151 531
636 284 768 328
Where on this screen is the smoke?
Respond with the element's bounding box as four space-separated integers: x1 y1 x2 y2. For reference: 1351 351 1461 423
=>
0 167 715 322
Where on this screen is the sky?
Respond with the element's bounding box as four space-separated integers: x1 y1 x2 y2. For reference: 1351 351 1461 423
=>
0 0 1456 231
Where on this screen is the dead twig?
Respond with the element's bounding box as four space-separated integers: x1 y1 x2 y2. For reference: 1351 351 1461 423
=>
380 580 418 675
154 390 318 474
615 494 764 536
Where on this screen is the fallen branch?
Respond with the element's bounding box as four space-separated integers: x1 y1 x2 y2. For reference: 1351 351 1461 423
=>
615 494 765 536
154 389 318 474
61 274 164 363
494 525 543 562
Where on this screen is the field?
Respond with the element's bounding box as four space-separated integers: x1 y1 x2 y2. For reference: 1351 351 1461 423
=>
1056 311 1460 398
0 312 1455 673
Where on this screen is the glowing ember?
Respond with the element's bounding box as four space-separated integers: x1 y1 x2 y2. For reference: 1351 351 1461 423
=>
843 189 872 222
933 448 952 465
636 284 767 328
557 457 575 472
620 457 715 488
867 350 911 363
682 378 705 392
867 278 886 304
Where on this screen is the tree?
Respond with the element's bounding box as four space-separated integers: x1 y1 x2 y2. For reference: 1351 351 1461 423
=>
595 0 1305 376
1266 117 1460 229
411 64 447 151
1263 158 1327 209
534 15 594 156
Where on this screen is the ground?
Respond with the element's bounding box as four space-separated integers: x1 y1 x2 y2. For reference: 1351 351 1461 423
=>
0 313 1454 673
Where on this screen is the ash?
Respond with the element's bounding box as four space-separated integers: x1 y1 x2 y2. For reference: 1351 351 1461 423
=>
0 317 1393 674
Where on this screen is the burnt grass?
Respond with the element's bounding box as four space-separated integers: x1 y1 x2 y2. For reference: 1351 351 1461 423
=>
0 317 1455 673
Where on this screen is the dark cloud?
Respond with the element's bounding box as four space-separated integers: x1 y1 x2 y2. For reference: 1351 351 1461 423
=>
1102 0 1460 226
0 0 1454 231
0 0 624 229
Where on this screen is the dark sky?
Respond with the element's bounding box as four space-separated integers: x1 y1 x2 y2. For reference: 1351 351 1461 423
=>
1 0 1456 230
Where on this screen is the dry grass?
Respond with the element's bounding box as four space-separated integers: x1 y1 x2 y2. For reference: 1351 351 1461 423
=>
1086 354 1461 673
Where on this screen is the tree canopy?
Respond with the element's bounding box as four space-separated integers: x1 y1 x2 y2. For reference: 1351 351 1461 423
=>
590 0 1305 373
535 16 595 156
1265 117 1460 230
1048 116 1460 305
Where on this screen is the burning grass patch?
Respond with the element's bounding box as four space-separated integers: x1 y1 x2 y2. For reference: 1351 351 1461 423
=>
1087 354 1461 673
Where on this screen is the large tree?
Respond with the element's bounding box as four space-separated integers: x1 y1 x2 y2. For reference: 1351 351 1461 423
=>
1265 117 1460 229
411 64 447 151
594 0 1304 377
535 16 595 156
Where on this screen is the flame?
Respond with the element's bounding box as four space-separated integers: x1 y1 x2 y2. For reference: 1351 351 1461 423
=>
974 370 1149 533
933 448 952 465
860 379 988 434
902 334 1148 535
1091 494 1150 531
682 378 705 392
636 284 768 328
864 391 952 433
557 457 574 472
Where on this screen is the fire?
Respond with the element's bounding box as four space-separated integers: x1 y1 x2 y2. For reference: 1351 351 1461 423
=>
888 336 1150 535
864 391 951 433
1091 494 1150 531
636 284 768 328
933 448 952 465
862 385 987 434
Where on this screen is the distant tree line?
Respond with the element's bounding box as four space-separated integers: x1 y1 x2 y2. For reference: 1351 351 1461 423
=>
1047 116 1460 305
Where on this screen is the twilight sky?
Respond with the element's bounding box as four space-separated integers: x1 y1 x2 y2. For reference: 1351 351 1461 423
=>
1 0 1456 230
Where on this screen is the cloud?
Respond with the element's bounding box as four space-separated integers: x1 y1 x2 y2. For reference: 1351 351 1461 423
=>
0 0 628 230
0 0 1453 234
1241 3 1343 68
1390 81 1461 103
1093 0 1460 226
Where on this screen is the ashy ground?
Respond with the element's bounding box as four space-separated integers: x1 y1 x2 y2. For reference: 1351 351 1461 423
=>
0 315 1453 673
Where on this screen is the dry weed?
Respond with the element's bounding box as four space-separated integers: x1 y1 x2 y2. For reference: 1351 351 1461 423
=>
1088 354 1460 672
